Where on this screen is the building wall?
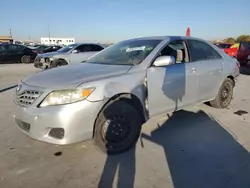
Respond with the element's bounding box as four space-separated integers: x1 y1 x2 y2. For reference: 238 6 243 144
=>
0 36 13 43
41 37 75 46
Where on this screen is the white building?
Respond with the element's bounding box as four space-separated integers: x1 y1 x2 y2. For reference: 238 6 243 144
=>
40 37 75 46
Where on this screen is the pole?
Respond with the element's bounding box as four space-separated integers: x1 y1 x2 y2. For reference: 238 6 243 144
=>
48 24 51 45
9 28 12 38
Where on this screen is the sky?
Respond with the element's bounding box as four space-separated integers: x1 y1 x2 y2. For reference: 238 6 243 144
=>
0 0 249 43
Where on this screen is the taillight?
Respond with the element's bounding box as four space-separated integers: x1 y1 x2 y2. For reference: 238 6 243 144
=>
236 61 240 68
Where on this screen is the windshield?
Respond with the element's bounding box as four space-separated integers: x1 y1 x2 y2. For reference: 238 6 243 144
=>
57 44 78 53
87 39 161 65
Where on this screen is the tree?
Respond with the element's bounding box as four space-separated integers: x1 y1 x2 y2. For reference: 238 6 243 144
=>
236 35 250 42
225 37 235 43
211 40 218 44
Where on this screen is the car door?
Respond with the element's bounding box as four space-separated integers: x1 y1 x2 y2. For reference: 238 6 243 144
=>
186 39 223 102
1 45 14 62
6 44 23 62
237 42 250 65
147 40 199 117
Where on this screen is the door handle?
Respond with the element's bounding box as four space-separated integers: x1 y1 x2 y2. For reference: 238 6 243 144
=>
189 68 196 73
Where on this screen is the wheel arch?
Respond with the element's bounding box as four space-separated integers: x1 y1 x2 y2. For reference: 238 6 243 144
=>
92 93 147 138
226 75 235 87
51 58 68 67
56 58 68 64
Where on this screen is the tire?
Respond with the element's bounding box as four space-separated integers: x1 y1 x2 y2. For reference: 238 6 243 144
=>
93 100 142 155
210 78 234 108
21 55 31 64
51 59 67 68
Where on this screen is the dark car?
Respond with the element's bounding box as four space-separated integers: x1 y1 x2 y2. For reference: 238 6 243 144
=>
43 46 62 53
237 42 250 66
29 45 49 54
0 44 37 64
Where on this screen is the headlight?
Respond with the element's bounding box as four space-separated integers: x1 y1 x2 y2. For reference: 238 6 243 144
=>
39 88 95 107
49 57 55 61
40 58 45 63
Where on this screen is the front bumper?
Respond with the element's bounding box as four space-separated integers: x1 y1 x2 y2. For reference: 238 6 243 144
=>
14 99 106 145
34 56 51 69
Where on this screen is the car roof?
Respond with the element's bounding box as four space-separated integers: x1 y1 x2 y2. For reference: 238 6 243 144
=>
74 43 103 46
0 43 10 46
240 41 250 44
0 43 25 47
123 36 208 43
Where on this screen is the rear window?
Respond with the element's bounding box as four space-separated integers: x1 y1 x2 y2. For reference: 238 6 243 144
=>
239 42 250 50
0 45 6 52
217 44 232 49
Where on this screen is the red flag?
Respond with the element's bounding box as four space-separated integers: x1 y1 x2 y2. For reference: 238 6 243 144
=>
186 27 190 37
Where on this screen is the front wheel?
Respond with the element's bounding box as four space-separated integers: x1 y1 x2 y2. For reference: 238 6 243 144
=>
93 100 142 154
210 78 234 108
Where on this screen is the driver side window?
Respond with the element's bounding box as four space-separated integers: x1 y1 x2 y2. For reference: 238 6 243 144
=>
75 45 91 53
159 40 189 63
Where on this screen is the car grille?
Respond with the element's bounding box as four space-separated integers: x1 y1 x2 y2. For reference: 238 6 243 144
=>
15 90 43 107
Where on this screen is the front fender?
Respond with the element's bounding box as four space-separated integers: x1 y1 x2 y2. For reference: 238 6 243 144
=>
87 82 134 102
78 70 147 105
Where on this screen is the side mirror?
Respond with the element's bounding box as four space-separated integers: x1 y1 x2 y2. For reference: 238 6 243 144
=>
153 56 175 67
72 49 78 53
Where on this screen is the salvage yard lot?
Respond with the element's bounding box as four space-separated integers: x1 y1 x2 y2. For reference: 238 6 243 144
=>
1 64 250 188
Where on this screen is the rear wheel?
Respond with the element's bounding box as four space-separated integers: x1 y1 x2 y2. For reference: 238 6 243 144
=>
21 55 31 64
93 100 142 154
210 78 234 108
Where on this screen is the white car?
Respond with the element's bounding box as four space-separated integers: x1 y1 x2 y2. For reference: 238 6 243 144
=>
34 43 104 69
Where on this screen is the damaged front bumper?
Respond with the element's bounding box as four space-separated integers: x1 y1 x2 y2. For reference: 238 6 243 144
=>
34 61 50 69
34 57 51 69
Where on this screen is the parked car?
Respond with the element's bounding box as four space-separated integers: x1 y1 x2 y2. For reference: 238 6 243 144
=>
29 45 49 54
237 41 250 66
216 43 239 57
14 36 239 154
34 43 104 69
43 46 62 53
0 44 37 64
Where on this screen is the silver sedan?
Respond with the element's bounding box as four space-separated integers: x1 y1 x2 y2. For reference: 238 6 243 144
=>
14 36 240 154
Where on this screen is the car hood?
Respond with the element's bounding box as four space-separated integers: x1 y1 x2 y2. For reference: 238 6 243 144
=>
22 63 132 89
38 51 65 57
